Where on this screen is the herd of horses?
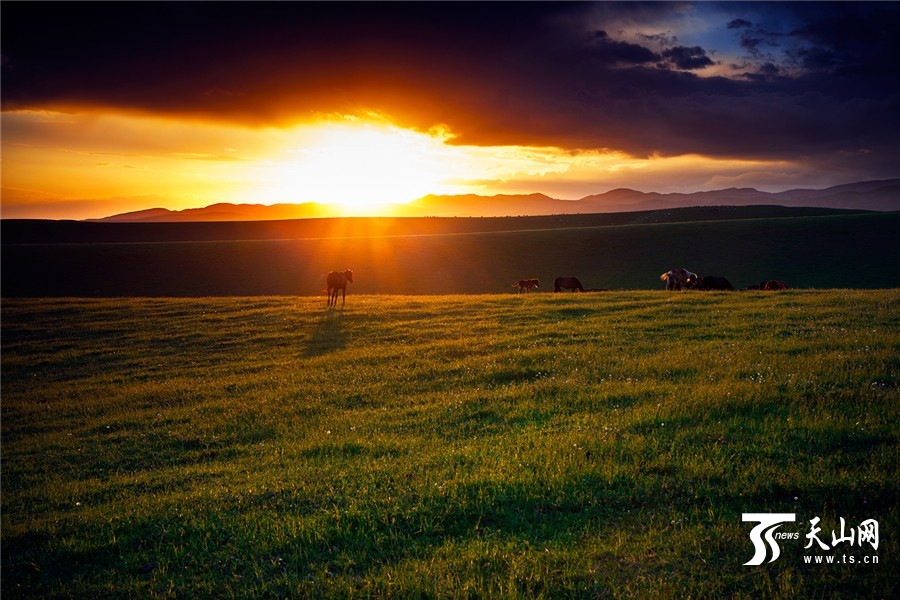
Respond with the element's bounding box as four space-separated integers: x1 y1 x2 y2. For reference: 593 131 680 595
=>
657 268 788 291
325 268 787 306
513 270 787 294
514 277 608 293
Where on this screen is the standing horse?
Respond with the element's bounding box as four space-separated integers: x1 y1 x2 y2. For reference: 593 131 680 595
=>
326 269 353 307
554 276 584 292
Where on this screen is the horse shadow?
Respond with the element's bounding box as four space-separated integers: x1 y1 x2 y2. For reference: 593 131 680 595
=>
303 311 348 357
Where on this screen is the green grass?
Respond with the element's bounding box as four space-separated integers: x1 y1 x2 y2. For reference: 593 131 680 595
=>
2 291 898 597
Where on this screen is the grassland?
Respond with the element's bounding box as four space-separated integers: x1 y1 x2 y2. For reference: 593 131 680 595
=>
1 291 897 597
3 212 898 296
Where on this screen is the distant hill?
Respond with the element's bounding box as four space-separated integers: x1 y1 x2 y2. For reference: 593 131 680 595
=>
575 181 900 213
87 179 900 222
91 202 337 223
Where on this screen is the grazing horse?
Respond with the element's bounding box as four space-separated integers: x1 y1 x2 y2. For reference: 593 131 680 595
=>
696 276 734 291
512 278 540 293
326 269 353 307
554 276 584 292
660 268 699 291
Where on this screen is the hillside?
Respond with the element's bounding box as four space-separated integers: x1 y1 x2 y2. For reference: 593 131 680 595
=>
84 179 900 222
577 180 900 213
89 202 338 223
2 212 897 296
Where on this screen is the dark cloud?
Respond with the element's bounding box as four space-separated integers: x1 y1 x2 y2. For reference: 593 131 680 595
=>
661 46 715 70
790 46 840 72
739 34 766 55
638 32 679 48
588 30 660 65
735 27 783 61
740 62 781 82
732 3 900 83
2 1 899 178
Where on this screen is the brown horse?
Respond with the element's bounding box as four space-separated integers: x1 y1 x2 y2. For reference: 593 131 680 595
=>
326 269 353 307
513 278 540 292
554 276 584 292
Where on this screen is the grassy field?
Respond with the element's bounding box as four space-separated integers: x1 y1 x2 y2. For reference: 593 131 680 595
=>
3 212 898 296
2 291 897 597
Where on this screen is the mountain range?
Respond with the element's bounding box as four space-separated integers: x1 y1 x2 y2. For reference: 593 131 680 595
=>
91 179 899 222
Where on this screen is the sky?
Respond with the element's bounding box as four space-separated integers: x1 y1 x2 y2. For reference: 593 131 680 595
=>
2 1 899 219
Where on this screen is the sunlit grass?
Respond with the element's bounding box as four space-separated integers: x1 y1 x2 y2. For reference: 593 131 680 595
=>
2 291 897 597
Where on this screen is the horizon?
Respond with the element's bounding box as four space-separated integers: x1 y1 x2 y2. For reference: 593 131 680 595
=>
3 2 900 220
4 176 897 222
77 177 900 222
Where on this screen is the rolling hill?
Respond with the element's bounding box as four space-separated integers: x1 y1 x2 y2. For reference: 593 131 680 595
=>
86 179 900 222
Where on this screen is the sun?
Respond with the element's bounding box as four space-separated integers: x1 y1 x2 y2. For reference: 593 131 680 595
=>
264 120 453 213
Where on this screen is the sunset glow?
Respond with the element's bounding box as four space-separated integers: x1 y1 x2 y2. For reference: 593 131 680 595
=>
261 121 456 210
2 2 897 219
1 109 808 220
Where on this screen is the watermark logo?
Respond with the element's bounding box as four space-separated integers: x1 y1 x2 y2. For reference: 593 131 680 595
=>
743 514 879 566
742 513 797 565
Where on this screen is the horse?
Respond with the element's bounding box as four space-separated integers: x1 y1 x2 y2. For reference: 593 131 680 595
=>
512 278 540 292
554 276 584 292
660 268 699 291
695 276 734 291
762 280 788 291
326 269 353 307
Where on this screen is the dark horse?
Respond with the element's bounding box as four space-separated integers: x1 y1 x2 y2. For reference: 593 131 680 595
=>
554 276 584 292
695 275 734 291
762 279 788 291
326 269 353 307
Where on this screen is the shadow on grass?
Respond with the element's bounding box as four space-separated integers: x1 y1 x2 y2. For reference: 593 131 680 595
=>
303 312 348 357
